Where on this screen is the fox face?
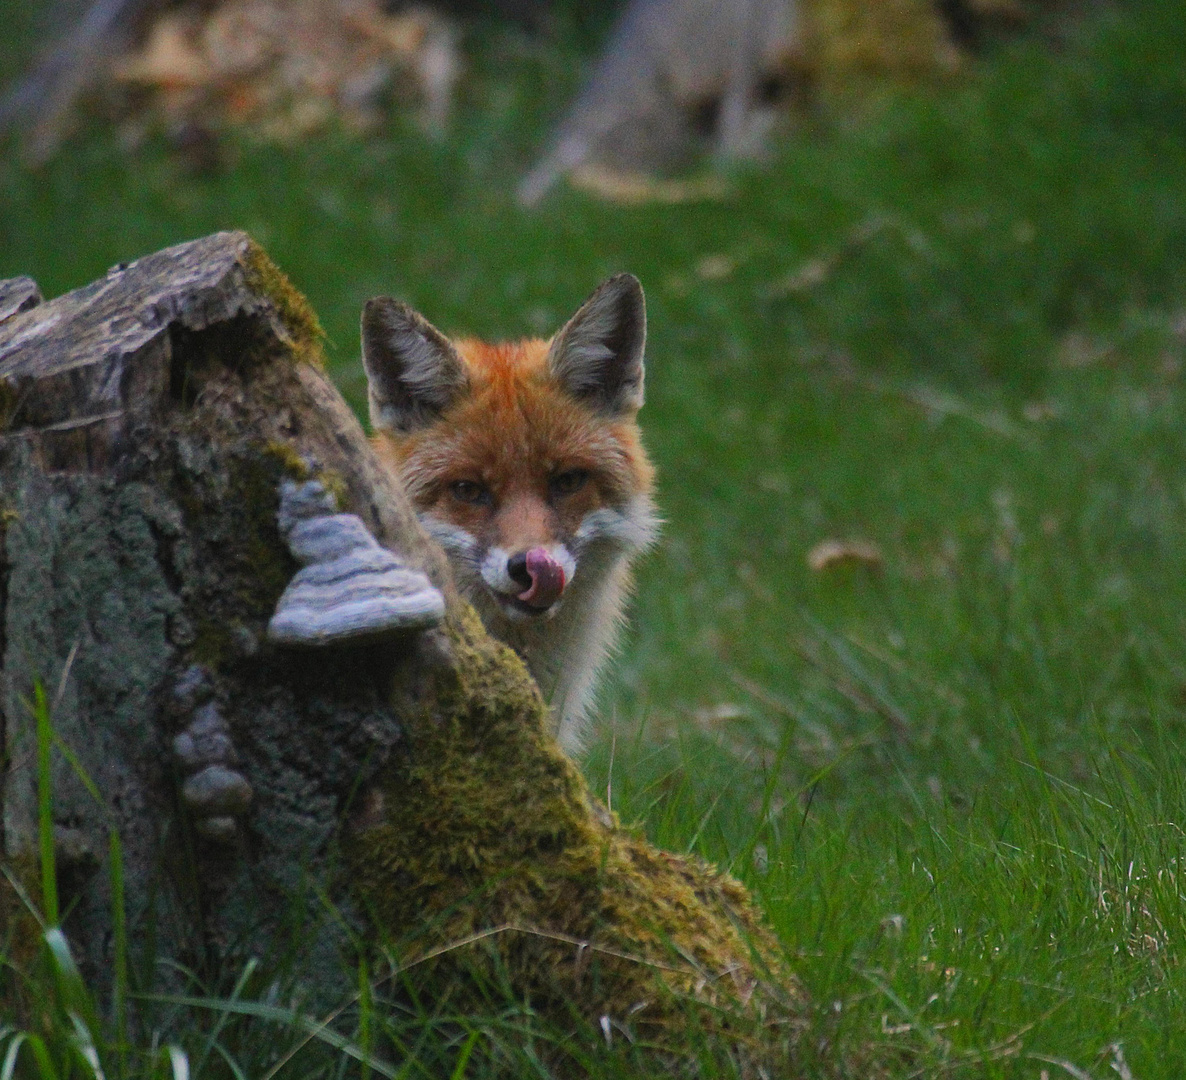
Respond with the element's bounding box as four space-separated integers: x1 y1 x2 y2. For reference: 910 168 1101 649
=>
383 369 646 623
361 275 658 749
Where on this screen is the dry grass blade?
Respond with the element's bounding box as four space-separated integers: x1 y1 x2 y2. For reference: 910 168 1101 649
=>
1027 1054 1097 1080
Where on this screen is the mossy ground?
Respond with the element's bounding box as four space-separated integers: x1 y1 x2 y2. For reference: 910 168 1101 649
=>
351 609 802 1067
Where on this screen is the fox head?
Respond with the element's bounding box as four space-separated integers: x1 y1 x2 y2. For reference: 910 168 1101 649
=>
362 274 657 625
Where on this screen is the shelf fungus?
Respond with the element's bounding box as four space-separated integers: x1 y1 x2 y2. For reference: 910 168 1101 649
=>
171 669 253 842
267 478 445 646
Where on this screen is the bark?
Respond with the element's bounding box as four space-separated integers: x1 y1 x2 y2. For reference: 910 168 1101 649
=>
0 233 802 1065
0 232 450 996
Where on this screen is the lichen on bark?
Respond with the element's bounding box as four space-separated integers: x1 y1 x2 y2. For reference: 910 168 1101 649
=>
0 235 414 997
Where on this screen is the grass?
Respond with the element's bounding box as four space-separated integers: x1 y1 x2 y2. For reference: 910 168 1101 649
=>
4 0 1186 1074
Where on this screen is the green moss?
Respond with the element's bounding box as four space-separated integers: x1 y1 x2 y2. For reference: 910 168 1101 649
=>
350 608 803 1065
242 239 325 367
316 468 349 512
263 439 312 481
263 440 349 516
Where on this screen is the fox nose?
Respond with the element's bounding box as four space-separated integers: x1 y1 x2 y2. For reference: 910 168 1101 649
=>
508 547 566 609
507 552 532 590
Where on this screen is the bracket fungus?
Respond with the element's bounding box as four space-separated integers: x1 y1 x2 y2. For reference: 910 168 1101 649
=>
267 478 445 646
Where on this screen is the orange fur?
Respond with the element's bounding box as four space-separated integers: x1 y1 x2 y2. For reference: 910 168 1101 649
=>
376 338 653 544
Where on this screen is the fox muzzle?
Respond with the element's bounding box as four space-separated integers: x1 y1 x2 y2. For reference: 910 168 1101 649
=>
509 546 567 609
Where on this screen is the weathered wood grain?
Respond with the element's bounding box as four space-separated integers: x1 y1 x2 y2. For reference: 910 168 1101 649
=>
0 277 41 325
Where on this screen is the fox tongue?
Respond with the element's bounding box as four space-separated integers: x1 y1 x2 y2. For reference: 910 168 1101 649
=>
518 547 566 608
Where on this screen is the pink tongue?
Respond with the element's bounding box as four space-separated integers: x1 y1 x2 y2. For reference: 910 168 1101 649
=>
518 547 566 608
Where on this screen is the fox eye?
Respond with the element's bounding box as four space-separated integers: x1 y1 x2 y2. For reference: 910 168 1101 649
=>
550 469 589 498
449 479 491 506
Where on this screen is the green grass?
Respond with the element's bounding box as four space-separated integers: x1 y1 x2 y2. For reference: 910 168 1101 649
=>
4 0 1186 1074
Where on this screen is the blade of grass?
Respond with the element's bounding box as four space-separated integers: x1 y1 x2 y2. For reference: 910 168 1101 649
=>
164 1046 190 1080
67 1011 105 1080
192 958 259 1079
1 1032 59 1080
44 928 99 1031
447 1030 480 1080
359 956 374 1080
207 1041 248 1080
139 995 401 1080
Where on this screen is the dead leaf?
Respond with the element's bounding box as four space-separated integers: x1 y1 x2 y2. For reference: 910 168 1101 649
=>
692 703 747 725
764 216 895 298
806 539 884 573
774 255 835 294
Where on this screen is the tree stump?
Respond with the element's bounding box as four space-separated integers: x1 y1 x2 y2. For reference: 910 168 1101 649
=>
0 233 802 1066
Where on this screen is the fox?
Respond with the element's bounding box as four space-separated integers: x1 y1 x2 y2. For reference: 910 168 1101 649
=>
361 274 659 753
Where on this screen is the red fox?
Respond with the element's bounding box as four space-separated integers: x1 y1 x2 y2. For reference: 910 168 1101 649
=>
362 275 659 752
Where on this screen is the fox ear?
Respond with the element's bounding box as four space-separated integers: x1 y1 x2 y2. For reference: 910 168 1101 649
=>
547 273 646 416
361 297 469 433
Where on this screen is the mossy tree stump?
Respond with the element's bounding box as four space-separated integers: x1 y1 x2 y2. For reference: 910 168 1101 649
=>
0 233 803 1067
